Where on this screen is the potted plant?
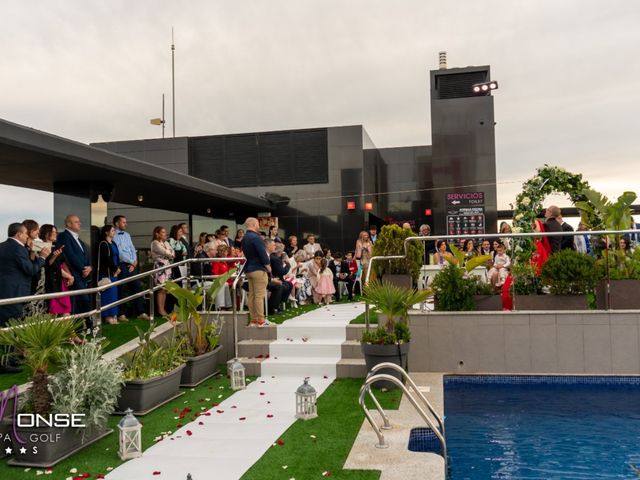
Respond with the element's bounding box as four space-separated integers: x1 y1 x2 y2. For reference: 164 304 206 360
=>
116 321 185 415
361 281 430 388
447 245 497 310
576 187 640 308
164 268 235 387
371 224 424 288
430 264 477 311
0 315 122 468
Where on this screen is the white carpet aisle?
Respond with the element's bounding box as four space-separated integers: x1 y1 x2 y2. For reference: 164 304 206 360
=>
106 303 365 480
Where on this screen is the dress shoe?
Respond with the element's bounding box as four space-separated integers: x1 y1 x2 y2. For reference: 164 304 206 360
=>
137 313 151 321
117 314 128 322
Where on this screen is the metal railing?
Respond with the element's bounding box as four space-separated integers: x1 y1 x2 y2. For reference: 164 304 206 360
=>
0 257 247 350
362 228 640 326
359 372 448 472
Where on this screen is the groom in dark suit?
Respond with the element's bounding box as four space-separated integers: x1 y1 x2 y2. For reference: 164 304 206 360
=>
0 223 50 327
56 214 92 319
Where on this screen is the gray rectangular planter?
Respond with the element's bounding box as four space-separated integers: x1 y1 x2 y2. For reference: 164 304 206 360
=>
474 295 503 311
514 294 588 310
361 342 410 390
116 364 185 415
6 423 112 468
180 345 222 387
0 392 17 460
596 279 640 309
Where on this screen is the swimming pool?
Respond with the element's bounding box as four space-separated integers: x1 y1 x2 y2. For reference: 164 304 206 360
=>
444 375 640 479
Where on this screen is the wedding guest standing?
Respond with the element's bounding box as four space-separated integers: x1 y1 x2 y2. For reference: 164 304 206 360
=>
57 215 92 319
39 224 73 316
97 225 121 325
150 226 175 316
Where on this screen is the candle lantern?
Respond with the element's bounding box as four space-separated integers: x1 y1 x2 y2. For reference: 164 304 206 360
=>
295 377 318 420
118 408 142 460
229 357 246 390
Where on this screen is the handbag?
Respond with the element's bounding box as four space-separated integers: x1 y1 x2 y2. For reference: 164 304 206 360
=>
97 241 112 287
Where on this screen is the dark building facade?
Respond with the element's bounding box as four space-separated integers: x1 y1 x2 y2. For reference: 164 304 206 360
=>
94 64 498 252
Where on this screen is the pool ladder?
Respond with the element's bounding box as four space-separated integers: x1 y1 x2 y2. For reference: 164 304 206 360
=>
359 363 448 472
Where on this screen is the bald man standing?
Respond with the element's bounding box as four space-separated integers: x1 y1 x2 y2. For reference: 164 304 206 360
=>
57 214 92 320
241 217 271 327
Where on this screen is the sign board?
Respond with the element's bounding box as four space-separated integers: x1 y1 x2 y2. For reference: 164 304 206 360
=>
446 206 485 236
445 192 485 206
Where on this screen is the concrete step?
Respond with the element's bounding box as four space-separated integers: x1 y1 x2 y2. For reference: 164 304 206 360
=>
269 340 342 358
237 324 278 341
342 339 363 359
276 324 346 341
261 356 338 378
237 339 272 358
337 358 367 378
347 324 367 340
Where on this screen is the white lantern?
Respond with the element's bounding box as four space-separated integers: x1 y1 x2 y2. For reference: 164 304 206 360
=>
118 408 142 460
229 358 246 390
295 377 318 420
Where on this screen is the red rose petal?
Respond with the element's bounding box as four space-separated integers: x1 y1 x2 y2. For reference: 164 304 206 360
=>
216 410 224 413
239 417 246 421
277 439 285 446
96 476 105 479
231 405 237 409
198 421 204 425
267 414 274 418
176 424 183 428
259 392 265 396
82 474 91 479
153 471 161 476
186 430 193 436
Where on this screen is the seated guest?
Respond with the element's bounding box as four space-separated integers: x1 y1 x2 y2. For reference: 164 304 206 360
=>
285 235 299 257
477 239 492 256
329 252 353 301
346 251 359 276
323 247 333 262
270 242 293 306
462 239 476 265
39 224 73 316
303 234 322 260
264 239 285 315
489 242 511 288
433 240 455 267
192 240 213 280
97 224 121 325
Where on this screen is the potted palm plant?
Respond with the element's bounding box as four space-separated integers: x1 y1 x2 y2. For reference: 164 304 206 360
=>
0 315 122 468
164 268 235 387
116 321 185 415
361 281 430 389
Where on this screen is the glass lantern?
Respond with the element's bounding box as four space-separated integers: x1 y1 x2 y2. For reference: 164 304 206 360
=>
229 358 246 390
118 408 142 460
295 377 318 420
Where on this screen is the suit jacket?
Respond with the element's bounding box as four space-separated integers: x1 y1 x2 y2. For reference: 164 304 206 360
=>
545 218 563 253
0 239 45 322
269 252 290 281
328 260 352 280
57 229 91 287
561 222 575 250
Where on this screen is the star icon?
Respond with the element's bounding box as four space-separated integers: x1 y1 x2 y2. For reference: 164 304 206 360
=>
19 447 27 454
4 446 12 455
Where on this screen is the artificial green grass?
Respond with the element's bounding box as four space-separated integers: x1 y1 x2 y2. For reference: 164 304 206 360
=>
242 378 402 480
0 317 167 392
267 303 321 324
350 310 379 325
0 368 248 479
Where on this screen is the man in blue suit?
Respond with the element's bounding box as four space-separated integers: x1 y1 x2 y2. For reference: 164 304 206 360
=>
0 223 50 326
56 215 92 320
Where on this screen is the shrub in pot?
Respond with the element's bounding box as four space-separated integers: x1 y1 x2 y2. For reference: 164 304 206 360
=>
0 316 121 467
361 281 430 388
117 321 186 414
164 268 235 386
371 224 424 286
431 264 476 311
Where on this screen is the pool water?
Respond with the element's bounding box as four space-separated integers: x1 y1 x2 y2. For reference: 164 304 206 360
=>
444 376 640 479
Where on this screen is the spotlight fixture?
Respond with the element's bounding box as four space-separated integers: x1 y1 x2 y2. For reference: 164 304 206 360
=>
137 194 144 202
364 202 373 211
472 81 499 95
346 201 356 211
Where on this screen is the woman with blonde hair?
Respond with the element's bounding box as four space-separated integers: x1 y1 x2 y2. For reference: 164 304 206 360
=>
354 231 372 268
150 226 175 316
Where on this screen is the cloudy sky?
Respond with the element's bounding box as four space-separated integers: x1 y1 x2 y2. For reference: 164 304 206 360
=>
1 0 639 238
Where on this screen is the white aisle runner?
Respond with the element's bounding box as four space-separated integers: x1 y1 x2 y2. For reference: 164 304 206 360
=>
106 303 364 480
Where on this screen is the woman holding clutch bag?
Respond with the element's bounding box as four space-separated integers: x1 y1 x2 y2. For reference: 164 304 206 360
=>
97 225 121 325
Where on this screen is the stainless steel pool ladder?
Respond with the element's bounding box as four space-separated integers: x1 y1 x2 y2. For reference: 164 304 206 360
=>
358 363 447 471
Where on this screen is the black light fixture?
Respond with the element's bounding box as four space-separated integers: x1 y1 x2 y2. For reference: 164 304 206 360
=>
472 81 499 95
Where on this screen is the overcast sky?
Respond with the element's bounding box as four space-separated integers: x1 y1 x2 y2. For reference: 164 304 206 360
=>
1 0 639 238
